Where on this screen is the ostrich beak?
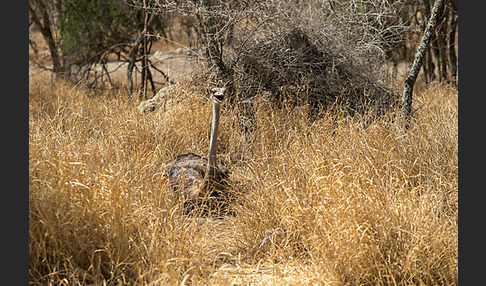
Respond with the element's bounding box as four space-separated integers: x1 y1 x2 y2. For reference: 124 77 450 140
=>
212 88 226 102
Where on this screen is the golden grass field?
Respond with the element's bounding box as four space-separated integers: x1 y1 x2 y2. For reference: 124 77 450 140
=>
29 70 458 285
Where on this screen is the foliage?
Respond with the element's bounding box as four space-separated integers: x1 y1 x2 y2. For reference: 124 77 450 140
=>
58 0 139 66
30 0 167 83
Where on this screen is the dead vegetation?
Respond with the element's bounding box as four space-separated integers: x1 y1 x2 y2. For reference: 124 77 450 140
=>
29 71 457 285
232 26 399 117
124 0 409 117
29 1 457 284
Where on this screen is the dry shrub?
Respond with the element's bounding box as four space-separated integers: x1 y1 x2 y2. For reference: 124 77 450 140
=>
230 23 399 119
29 71 457 285
146 1 403 117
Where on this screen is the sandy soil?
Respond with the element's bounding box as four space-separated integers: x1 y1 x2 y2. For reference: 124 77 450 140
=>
29 30 203 88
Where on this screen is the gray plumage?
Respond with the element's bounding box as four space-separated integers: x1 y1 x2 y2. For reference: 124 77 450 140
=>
165 152 230 199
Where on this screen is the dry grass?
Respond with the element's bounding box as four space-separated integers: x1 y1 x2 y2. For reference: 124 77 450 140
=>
29 72 457 285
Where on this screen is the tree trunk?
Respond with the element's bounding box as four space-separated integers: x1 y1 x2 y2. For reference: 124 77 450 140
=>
199 0 231 81
448 6 458 86
436 3 448 83
140 0 149 100
421 0 439 83
127 11 156 98
422 50 430 85
127 32 145 96
402 0 446 125
127 43 139 96
29 0 63 74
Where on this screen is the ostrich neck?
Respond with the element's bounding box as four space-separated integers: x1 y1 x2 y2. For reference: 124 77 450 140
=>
207 100 221 179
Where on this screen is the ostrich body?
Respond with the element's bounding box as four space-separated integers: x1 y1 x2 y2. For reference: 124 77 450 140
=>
163 87 230 209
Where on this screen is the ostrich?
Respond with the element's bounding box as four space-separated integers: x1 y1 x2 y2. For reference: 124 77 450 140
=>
160 87 231 212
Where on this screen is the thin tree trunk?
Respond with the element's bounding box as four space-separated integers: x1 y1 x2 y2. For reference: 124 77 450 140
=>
427 46 437 82
448 9 458 86
127 33 144 96
422 51 429 85
436 4 448 83
196 0 235 100
140 0 149 100
402 0 446 125
29 0 63 74
199 0 230 79
127 11 155 97
127 43 138 96
422 0 437 82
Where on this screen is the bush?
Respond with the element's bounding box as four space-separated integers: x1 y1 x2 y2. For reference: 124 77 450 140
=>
232 25 399 116
145 0 404 117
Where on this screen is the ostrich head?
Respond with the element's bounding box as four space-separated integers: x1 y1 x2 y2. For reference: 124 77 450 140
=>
211 87 226 103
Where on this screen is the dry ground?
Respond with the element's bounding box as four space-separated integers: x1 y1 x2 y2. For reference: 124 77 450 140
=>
29 63 458 285
29 30 202 88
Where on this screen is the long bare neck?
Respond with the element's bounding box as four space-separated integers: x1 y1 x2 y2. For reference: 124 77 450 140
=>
207 99 221 179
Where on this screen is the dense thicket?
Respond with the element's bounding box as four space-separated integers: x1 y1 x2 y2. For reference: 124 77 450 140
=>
30 0 458 110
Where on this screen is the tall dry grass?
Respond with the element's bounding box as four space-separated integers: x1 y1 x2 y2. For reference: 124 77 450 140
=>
29 73 457 285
